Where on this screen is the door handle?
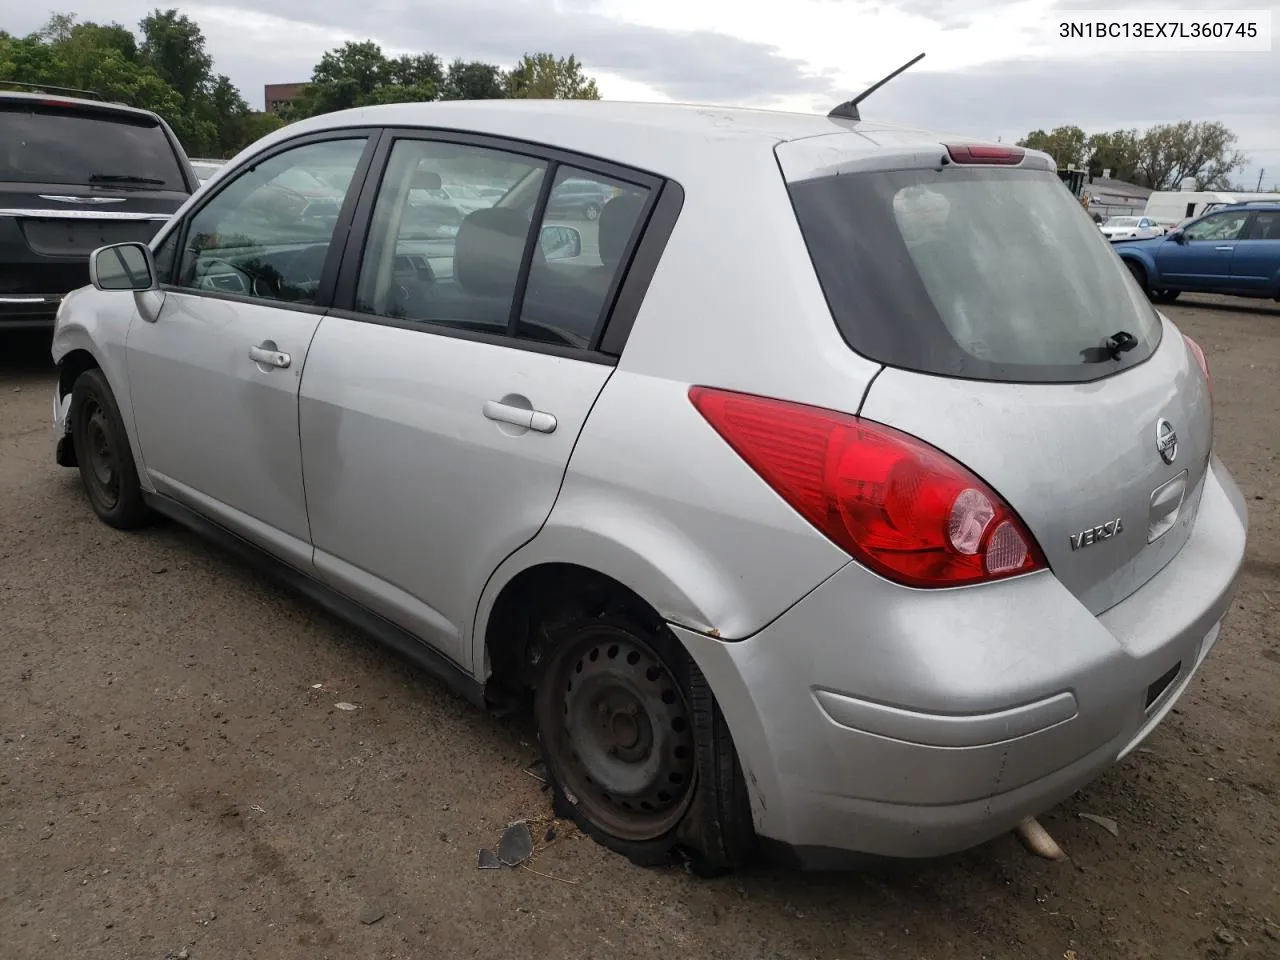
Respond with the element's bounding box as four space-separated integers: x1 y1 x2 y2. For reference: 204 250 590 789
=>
483 400 557 434
249 344 291 368
1214 245 1234 251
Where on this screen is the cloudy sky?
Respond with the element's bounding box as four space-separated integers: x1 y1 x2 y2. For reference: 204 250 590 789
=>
9 0 1279 187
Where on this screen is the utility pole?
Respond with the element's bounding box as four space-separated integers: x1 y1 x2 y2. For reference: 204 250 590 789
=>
1258 168 1265 191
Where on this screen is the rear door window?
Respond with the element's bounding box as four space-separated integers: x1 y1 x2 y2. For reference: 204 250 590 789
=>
786 166 1164 383
1244 211 1280 240
0 102 186 189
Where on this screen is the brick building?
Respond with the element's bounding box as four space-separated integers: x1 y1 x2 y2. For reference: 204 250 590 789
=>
264 82 308 114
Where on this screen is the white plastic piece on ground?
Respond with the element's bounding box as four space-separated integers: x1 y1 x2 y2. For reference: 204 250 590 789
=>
1015 816 1066 860
334 702 359 711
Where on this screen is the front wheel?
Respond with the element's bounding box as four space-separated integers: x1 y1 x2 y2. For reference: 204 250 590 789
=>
583 202 601 221
533 611 755 875
69 369 152 530
1123 258 1148 293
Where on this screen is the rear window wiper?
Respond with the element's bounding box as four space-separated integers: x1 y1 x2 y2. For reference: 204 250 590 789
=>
1080 330 1140 364
88 174 166 185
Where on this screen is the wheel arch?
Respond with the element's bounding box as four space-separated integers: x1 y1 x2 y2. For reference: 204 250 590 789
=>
473 516 760 692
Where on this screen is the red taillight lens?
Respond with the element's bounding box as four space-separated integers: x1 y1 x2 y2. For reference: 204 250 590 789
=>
1182 334 1212 402
944 143 1025 165
689 387 1047 588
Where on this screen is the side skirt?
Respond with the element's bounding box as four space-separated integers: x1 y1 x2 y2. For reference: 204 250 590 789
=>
143 492 487 708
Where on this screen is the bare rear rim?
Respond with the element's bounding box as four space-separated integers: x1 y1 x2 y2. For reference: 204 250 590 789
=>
540 627 697 842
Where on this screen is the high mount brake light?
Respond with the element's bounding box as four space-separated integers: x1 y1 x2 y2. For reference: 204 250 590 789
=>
945 144 1025 166
689 387 1047 588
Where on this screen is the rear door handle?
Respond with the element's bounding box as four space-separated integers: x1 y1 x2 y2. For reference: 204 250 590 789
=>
483 400 558 434
249 344 291 368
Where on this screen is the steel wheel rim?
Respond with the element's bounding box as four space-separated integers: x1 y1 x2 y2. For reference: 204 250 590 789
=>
544 630 696 841
81 399 120 508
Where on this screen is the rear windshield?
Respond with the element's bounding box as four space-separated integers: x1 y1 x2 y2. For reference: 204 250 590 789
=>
0 104 187 190
787 166 1163 383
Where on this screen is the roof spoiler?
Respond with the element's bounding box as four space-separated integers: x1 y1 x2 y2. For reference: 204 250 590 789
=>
828 53 925 122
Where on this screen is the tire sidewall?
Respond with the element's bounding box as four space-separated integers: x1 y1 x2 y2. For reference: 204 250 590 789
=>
69 369 149 528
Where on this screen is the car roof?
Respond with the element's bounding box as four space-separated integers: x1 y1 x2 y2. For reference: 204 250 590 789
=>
245 99 1007 181
0 88 161 121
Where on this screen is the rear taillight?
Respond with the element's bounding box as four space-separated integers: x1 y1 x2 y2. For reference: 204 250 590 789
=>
1183 334 1212 402
689 387 1047 588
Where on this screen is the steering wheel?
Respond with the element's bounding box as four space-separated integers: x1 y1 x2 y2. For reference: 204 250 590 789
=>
194 257 252 295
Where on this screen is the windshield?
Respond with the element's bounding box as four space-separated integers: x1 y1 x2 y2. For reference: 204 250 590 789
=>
1105 217 1142 226
787 166 1162 383
0 103 187 189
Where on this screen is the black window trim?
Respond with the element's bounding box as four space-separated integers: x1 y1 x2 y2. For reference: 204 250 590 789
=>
326 125 683 364
158 127 385 318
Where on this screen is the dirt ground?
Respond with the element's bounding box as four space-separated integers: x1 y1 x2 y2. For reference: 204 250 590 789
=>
1 294 1277 960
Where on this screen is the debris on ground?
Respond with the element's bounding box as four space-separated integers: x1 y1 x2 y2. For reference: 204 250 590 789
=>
334 702 359 711
1216 928 1236 945
477 815 579 879
498 821 534 866
358 907 385 926
1079 813 1120 837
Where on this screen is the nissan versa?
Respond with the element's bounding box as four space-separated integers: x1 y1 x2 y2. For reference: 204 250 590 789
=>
50 99 1247 875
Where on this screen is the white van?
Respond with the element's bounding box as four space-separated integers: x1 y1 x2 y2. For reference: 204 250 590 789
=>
1144 190 1279 227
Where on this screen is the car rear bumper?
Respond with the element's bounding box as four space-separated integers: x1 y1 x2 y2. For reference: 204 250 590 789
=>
675 455 1248 865
0 293 61 328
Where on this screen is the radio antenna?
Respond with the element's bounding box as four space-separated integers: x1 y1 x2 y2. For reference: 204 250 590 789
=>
828 52 925 122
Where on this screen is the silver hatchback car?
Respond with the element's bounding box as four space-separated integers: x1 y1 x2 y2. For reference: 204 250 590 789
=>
52 100 1248 875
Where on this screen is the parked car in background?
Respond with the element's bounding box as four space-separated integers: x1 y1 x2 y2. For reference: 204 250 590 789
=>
545 176 617 220
1 88 197 330
189 158 225 184
1100 215 1163 240
51 100 1245 876
1113 200 1280 304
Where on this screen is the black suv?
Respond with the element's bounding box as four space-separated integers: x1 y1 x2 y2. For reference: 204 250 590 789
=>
1 88 198 329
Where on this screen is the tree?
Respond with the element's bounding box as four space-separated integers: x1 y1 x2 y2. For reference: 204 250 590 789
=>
1017 125 1089 169
1134 120 1246 190
1017 120 1247 191
441 59 506 101
506 53 600 100
1085 129 1141 181
138 9 212 106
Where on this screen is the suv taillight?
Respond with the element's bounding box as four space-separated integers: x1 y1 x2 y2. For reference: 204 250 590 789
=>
689 387 1047 588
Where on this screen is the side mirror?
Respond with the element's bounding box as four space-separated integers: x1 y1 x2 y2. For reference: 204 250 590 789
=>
540 224 582 261
89 242 157 292
1169 230 1186 244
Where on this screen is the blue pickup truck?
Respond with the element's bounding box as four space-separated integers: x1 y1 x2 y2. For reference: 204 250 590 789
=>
1112 200 1280 304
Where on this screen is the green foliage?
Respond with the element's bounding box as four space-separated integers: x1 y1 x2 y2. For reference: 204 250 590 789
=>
440 59 506 101
1019 121 1245 191
1017 125 1089 169
2 10 604 156
506 52 600 100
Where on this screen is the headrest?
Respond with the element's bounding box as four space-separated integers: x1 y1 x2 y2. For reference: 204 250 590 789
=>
454 207 535 298
411 168 442 190
598 192 646 268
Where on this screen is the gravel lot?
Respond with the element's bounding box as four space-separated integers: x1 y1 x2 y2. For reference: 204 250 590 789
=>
2 294 1277 960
